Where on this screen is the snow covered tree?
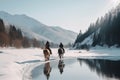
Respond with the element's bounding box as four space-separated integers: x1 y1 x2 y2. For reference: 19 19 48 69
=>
74 4 120 48
0 19 5 32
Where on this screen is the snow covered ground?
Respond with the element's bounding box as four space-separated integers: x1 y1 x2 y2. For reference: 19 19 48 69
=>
0 47 120 80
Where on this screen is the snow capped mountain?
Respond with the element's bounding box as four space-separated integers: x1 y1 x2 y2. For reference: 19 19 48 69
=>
0 11 77 44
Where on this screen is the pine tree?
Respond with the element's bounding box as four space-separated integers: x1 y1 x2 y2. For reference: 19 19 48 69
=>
0 19 5 32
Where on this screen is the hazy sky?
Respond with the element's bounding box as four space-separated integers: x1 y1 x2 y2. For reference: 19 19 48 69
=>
0 0 120 33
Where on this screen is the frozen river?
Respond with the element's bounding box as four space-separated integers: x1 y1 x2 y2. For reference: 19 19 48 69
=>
31 58 120 80
1 48 120 80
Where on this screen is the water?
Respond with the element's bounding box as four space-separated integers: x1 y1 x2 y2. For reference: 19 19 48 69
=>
31 59 120 80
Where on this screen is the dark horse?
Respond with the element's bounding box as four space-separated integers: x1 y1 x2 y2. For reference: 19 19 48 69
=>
58 48 65 59
43 49 50 61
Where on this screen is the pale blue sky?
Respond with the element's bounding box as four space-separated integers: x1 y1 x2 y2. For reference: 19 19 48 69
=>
0 0 119 33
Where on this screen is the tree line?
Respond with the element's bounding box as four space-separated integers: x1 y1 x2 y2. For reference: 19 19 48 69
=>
0 18 45 48
0 18 72 48
74 4 120 48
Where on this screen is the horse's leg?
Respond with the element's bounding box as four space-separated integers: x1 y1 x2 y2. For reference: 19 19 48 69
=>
59 54 60 59
62 54 63 58
61 54 62 59
45 53 48 61
44 50 47 61
44 53 46 61
45 54 47 61
60 54 62 59
47 55 48 61
48 55 50 60
46 54 50 61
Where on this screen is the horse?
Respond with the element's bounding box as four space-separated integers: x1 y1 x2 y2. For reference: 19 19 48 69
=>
43 49 50 61
58 48 65 59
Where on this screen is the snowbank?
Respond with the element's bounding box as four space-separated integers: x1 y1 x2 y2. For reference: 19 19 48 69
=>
78 47 120 60
0 48 43 80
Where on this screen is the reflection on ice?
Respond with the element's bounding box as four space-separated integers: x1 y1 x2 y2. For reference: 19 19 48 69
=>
32 58 120 80
43 60 65 80
58 60 65 74
43 62 52 80
78 59 120 79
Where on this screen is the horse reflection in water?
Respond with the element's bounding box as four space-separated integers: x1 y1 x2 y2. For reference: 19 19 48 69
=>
58 60 65 74
43 62 52 80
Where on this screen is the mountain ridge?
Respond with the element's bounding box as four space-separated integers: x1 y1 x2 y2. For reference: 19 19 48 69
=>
0 11 77 44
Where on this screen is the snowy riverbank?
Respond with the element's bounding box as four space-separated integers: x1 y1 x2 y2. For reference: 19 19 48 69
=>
0 47 120 80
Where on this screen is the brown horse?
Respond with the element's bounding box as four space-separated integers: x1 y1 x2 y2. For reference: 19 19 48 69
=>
43 49 50 61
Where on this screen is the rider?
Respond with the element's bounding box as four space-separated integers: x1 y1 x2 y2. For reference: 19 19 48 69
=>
45 41 52 55
58 42 65 59
59 42 65 53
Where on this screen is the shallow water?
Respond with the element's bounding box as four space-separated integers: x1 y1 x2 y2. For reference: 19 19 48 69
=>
32 59 120 80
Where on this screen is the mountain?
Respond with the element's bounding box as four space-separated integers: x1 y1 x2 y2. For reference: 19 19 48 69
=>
0 11 77 44
74 4 120 49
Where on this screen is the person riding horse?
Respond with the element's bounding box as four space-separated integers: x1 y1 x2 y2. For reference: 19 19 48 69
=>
58 42 65 59
45 41 52 55
43 41 52 61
